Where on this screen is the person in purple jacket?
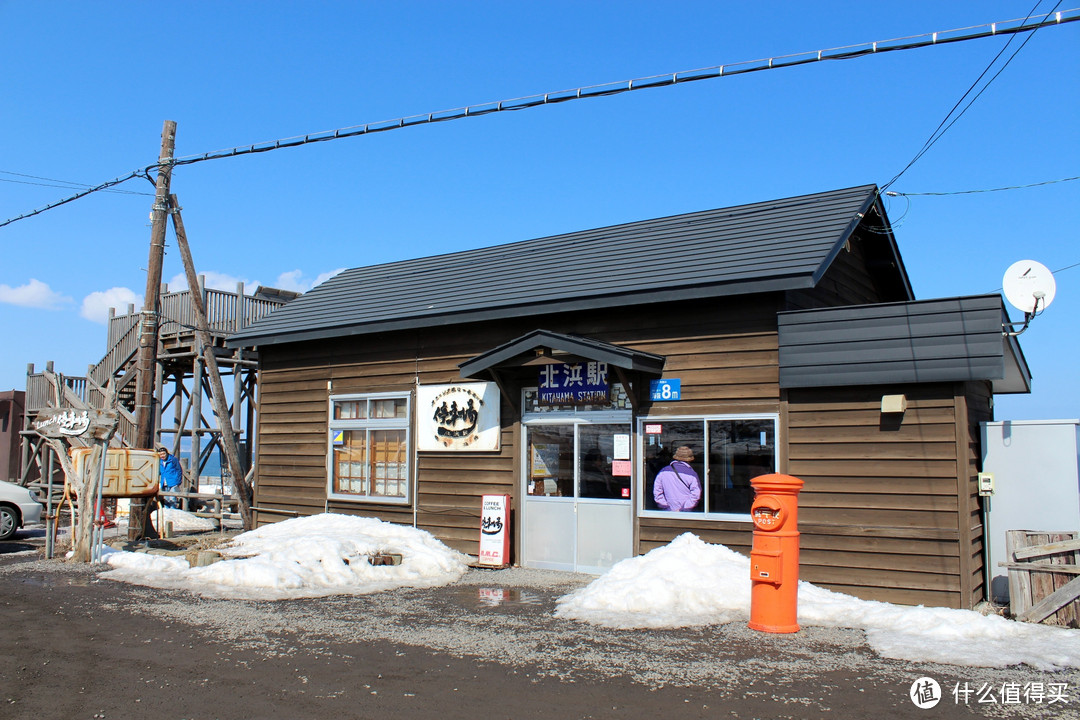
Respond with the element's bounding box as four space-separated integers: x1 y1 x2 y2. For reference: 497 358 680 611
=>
653 446 701 511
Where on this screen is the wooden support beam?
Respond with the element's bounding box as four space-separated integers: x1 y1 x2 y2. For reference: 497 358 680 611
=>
168 194 254 530
487 368 519 416
1018 576 1080 624
998 562 1080 574
611 366 639 413
1014 538 1080 560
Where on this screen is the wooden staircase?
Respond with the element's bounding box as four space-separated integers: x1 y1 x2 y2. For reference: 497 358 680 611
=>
21 282 293 484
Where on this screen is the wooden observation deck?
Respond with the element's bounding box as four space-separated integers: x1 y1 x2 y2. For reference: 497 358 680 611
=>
20 281 294 489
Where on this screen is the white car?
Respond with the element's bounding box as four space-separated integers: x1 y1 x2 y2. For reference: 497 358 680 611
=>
0 480 44 541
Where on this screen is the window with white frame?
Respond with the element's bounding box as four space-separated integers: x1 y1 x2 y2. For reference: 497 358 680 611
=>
640 415 777 517
329 393 411 503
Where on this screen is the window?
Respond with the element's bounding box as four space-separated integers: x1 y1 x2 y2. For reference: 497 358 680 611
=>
329 393 411 503
640 416 777 518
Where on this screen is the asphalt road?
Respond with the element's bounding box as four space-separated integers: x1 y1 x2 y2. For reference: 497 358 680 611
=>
1 532 1077 720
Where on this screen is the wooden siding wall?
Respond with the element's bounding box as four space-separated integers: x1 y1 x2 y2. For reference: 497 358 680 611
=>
253 270 988 608
255 326 519 554
619 299 783 557
784 232 892 310
960 381 994 607
636 238 899 558
255 295 784 558
785 383 982 608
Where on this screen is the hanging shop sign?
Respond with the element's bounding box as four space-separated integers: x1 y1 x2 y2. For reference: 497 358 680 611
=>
538 361 609 406
418 382 501 451
478 494 511 567
33 408 117 440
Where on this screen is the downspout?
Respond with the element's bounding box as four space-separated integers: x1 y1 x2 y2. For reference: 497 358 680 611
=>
413 373 420 529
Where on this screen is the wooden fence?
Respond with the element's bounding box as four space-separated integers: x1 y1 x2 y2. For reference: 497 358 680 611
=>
1003 530 1080 626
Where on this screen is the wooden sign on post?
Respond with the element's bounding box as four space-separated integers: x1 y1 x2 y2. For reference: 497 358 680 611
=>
69 448 160 497
33 408 118 441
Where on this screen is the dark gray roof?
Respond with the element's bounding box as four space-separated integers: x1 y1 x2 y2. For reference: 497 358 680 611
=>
459 329 666 380
778 295 1031 393
229 184 907 348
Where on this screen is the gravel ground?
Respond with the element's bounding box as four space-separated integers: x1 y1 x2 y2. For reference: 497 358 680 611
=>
2 533 1078 719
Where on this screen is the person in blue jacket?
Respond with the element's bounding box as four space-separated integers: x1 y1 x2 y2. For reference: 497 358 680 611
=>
157 446 183 509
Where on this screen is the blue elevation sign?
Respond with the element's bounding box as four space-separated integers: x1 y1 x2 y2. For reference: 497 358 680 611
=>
649 379 681 401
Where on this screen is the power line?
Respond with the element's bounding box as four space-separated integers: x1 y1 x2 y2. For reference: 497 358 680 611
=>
0 170 146 228
989 260 1079 294
880 1 1065 192
886 175 1080 196
2 7 1078 230
0 172 153 196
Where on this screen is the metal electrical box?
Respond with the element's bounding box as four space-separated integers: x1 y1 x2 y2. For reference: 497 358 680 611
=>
981 420 1080 604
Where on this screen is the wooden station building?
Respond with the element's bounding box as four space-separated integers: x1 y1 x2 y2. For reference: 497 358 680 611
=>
228 185 1031 609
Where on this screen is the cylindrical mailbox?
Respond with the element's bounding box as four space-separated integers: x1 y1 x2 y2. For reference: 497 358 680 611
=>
748 473 804 633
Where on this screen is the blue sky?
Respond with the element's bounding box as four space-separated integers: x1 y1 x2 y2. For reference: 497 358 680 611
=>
1 2 1077 420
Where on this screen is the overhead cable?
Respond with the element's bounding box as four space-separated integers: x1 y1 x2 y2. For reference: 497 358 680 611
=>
886 176 1080 196
880 1 1068 192
2 7 1077 230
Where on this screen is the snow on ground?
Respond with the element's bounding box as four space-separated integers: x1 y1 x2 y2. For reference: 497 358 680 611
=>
102 513 470 600
100 517 1080 671
555 533 1080 671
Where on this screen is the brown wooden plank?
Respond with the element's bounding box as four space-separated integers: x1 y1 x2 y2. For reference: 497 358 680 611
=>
790 442 957 461
788 424 960 444
800 564 958 592
801 549 960 575
787 406 958 427
799 506 959 529
1018 576 1080 624
789 458 957 477
800 533 957 557
797 476 956 495
800 493 958 512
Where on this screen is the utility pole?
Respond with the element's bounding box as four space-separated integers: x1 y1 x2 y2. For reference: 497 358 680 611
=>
129 120 176 540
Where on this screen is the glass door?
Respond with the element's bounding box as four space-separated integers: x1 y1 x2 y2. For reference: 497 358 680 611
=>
523 420 633 573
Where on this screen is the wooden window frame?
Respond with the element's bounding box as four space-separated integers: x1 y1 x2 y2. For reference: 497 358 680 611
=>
328 392 412 505
637 413 779 521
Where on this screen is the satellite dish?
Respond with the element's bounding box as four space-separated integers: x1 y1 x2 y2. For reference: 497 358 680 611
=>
1002 260 1056 315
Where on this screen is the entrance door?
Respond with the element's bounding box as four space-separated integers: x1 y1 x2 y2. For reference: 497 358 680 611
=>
523 420 633 574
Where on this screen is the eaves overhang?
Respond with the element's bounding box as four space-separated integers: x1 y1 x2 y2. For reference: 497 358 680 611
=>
226 274 813 350
459 329 666 380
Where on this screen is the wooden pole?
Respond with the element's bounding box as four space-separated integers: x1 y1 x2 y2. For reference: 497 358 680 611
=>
133 120 177 449
129 120 176 540
167 195 255 530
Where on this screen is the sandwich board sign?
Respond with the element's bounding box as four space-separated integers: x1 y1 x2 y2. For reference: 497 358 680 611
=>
478 494 510 567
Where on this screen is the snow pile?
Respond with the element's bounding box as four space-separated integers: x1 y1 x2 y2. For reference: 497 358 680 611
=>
102 513 469 600
798 582 1080 671
555 533 749 628
555 532 1080 671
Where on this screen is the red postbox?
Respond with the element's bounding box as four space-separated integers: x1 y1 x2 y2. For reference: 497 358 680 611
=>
748 473 804 633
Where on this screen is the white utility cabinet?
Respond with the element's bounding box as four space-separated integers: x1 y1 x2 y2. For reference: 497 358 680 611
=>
981 419 1080 603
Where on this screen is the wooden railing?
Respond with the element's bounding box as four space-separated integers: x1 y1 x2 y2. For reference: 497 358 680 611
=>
25 371 86 410
93 285 288 383
27 285 289 429
89 316 140 389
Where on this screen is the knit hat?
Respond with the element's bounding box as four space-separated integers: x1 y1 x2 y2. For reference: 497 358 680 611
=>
673 446 694 462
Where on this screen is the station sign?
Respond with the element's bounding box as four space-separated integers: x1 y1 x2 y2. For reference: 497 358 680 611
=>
538 361 609 406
